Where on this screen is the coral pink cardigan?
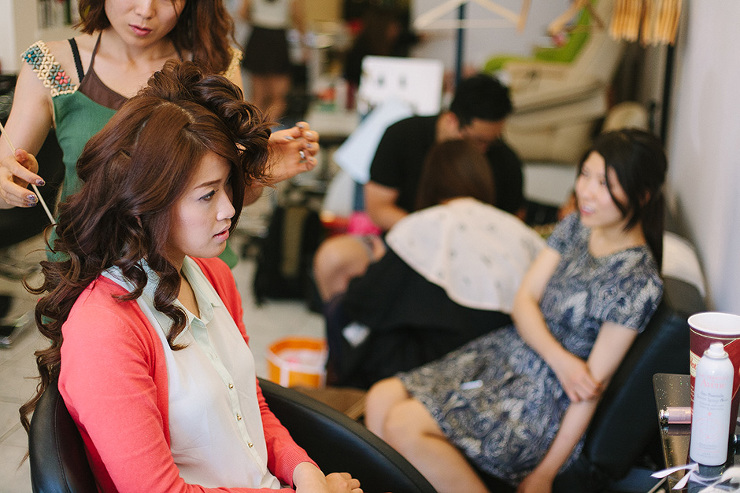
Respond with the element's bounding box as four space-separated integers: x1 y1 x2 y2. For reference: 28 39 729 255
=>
59 257 315 492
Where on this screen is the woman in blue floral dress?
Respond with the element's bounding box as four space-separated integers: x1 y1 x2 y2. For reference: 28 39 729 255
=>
365 129 668 493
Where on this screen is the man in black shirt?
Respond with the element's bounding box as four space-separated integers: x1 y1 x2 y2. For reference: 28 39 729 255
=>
314 73 524 301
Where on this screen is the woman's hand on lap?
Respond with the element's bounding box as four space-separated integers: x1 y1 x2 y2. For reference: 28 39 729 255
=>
324 472 362 493
293 463 362 493
551 352 601 403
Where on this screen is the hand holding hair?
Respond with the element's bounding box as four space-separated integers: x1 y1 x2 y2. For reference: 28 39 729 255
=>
266 121 320 185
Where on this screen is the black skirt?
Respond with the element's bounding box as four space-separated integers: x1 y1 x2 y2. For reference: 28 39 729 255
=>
242 26 291 75
325 249 511 389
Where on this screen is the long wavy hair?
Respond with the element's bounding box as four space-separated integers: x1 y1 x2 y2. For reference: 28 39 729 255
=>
19 60 271 432
77 0 236 74
415 139 496 211
581 128 668 268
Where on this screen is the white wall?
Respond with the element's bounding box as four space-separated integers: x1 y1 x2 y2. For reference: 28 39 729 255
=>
0 0 20 73
667 1 740 314
410 0 570 72
0 0 76 74
3 0 41 73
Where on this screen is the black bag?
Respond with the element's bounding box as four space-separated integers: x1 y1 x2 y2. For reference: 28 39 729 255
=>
252 204 324 306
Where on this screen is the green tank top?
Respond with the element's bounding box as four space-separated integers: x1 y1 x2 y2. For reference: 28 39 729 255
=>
22 40 117 204
53 93 116 201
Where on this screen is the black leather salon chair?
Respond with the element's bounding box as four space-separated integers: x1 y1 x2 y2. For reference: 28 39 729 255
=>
475 274 706 493
554 276 703 492
28 377 435 493
28 378 97 493
258 378 436 493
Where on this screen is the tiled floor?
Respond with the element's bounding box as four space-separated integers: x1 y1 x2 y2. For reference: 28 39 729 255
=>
0 225 325 492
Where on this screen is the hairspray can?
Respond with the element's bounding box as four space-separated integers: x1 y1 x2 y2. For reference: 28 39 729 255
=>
690 342 735 478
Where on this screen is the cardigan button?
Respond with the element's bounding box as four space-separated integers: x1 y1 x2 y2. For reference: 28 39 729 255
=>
236 413 242 421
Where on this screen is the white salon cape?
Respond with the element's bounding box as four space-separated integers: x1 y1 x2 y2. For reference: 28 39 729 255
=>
386 198 546 312
104 257 281 489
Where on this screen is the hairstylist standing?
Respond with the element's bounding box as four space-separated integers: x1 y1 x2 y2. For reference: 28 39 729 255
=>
0 0 319 263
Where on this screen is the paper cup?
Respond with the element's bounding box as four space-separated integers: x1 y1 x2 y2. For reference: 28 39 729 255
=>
689 312 740 432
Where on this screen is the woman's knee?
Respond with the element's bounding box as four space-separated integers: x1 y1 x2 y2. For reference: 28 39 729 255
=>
313 235 372 300
383 397 438 445
365 377 408 436
315 235 369 270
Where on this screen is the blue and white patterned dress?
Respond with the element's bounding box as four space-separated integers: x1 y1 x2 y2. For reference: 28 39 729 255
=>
398 213 662 484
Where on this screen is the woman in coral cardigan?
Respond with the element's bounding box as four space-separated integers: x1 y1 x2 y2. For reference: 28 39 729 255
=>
20 60 361 493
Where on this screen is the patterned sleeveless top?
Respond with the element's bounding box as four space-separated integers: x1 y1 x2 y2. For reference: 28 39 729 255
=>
21 39 243 265
22 40 116 203
21 39 242 204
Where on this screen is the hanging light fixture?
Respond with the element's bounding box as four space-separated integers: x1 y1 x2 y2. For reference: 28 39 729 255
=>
609 0 682 46
547 0 682 46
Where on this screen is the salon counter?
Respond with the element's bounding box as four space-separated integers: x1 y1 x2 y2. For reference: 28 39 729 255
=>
654 373 740 491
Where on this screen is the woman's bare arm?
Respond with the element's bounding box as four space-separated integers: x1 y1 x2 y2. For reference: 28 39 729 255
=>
517 323 638 493
0 62 55 208
513 247 602 402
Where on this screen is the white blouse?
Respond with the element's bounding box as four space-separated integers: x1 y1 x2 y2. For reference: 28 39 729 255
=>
250 0 291 29
103 257 281 489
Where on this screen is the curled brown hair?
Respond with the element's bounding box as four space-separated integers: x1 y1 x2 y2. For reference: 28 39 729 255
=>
20 60 271 432
76 0 236 73
415 139 496 211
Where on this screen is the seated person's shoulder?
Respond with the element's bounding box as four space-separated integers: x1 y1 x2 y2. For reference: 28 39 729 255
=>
376 116 436 155
546 213 583 251
385 114 434 134
64 277 144 340
487 137 522 165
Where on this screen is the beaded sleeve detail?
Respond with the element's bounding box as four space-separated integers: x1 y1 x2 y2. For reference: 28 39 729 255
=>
21 41 77 97
223 47 243 84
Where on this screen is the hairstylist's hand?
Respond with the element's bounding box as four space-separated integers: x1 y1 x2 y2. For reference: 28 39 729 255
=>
0 148 42 208
551 352 602 403
266 121 319 184
293 463 362 493
366 234 386 262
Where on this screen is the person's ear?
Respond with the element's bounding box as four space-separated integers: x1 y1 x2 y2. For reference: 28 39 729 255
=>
640 191 651 206
439 112 462 141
